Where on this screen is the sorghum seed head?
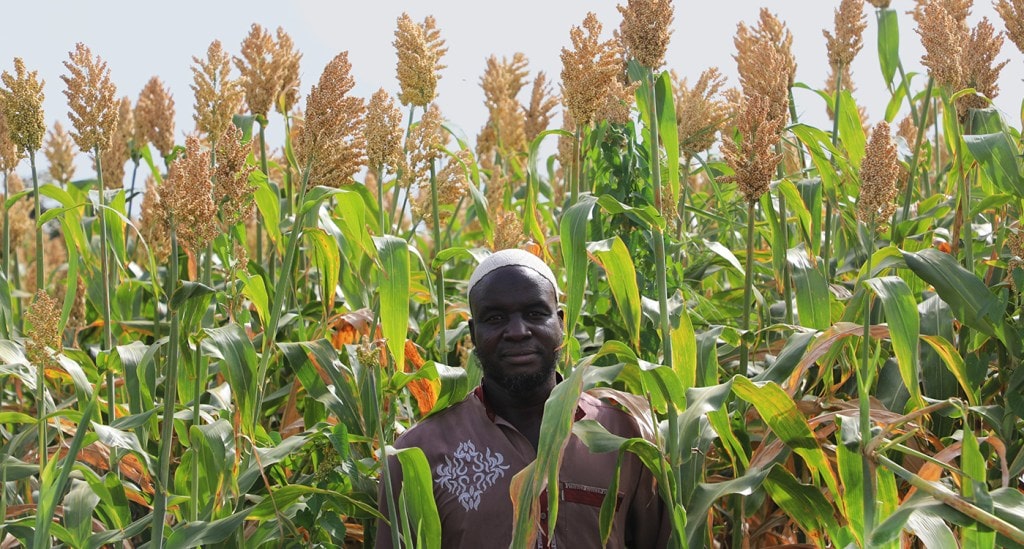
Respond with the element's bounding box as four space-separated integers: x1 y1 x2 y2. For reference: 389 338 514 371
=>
492 209 525 251
295 52 367 188
524 72 559 143
481 53 529 152
44 121 76 183
394 13 448 107
956 17 1008 118
0 58 46 154
995 0 1024 53
98 96 132 189
823 0 867 69
365 88 404 175
720 94 786 204
413 148 470 226
138 176 170 263
61 43 118 153
857 121 900 223
159 135 218 253
235 23 279 117
213 123 257 228
25 290 61 368
673 67 729 155
0 97 21 172
617 0 674 69
272 27 302 114
561 13 626 126
916 0 966 89
734 9 794 125
4 173 32 247
134 76 176 158
192 40 243 140
406 103 448 186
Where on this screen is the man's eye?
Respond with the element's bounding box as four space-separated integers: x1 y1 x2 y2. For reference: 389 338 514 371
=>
485 314 505 323
527 310 549 319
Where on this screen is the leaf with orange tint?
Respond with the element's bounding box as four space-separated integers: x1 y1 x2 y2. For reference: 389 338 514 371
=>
330 308 374 348
404 339 438 415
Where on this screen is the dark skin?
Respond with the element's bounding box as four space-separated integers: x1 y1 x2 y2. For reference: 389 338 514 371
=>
468 266 564 449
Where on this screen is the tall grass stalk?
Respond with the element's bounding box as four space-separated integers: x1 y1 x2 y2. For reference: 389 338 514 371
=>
646 70 672 368
28 150 41 293
569 125 582 208
94 149 115 427
388 106 417 230
256 118 269 271
2 171 8 281
429 159 446 358
858 215 877 538
252 161 311 435
895 78 935 243
740 200 756 374
824 68 844 283
151 225 180 548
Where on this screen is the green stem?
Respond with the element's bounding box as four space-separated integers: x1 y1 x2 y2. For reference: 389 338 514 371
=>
151 226 180 548
740 201 756 375
569 125 582 208
3 171 9 283
376 164 386 235
257 120 269 273
824 67 844 283
29 151 42 294
859 215 877 538
775 142 793 324
646 71 673 369
875 454 1024 545
429 160 447 359
94 149 115 427
895 77 935 245
190 244 214 520
252 163 311 435
126 158 140 220
389 106 417 229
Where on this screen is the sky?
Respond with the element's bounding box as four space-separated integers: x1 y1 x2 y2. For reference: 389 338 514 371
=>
3 0 1022 181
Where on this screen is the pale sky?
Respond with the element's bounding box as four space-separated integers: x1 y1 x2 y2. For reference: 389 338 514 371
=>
3 0 1022 179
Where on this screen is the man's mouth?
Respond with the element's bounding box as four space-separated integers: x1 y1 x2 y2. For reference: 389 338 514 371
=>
502 351 539 365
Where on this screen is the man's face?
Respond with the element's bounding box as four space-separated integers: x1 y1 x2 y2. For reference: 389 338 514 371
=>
468 266 564 396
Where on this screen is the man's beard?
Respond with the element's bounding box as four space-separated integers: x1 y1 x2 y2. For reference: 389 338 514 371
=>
475 350 559 396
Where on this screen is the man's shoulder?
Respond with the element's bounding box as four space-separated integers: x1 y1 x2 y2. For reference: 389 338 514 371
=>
392 393 480 450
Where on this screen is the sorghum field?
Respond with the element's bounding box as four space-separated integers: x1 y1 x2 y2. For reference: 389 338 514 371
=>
2 0 1024 546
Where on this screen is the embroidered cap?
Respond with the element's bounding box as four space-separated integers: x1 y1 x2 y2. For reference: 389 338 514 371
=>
467 249 559 297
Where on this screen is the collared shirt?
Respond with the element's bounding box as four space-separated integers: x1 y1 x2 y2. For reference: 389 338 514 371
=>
376 386 669 548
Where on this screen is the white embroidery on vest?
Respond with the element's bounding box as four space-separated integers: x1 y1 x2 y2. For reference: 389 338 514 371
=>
435 440 510 511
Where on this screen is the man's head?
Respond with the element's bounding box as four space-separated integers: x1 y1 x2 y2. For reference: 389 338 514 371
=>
467 250 564 396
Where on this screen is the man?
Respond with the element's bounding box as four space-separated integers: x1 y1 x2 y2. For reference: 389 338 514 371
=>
377 249 668 548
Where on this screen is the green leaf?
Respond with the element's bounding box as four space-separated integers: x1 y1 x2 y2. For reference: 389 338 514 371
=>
731 377 840 500
375 235 410 372
839 90 867 168
877 8 900 88
786 247 830 330
963 130 1024 196
304 227 341 319
962 428 996 548
165 508 251 549
588 237 642 351
240 272 271 328
903 249 1020 359
64 480 100 548
656 70 680 207
203 324 259 434
763 465 846 545
33 397 96 549
560 195 598 344
251 170 281 251
864 276 923 410
391 447 441 549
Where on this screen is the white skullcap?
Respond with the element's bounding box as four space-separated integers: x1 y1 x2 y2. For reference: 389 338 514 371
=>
467 249 559 297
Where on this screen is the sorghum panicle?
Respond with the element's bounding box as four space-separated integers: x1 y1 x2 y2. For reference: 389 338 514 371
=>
394 13 448 107
560 13 624 126
138 176 171 263
720 95 785 204
734 9 795 125
135 76 176 158
235 24 280 117
406 103 448 186
413 148 470 226
61 43 118 153
823 0 867 69
0 58 46 155
492 209 525 251
365 88 404 176
159 135 218 253
481 53 529 153
44 121 76 183
25 290 60 370
193 40 243 140
295 52 367 188
4 173 32 247
273 27 302 114
616 0 674 69
213 124 257 227
995 0 1024 53
524 72 559 143
673 68 729 155
957 18 1009 116
857 121 900 223
0 97 21 172
98 96 132 189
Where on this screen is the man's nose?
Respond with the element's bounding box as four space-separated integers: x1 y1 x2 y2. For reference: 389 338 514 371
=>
504 313 531 339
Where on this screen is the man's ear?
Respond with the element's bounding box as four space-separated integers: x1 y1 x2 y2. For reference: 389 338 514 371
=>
468 318 476 346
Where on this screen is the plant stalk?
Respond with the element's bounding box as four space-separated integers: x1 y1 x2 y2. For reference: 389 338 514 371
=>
646 70 673 368
824 67 845 283
94 149 116 428
429 160 447 359
151 226 180 548
858 215 877 538
29 151 42 294
740 200 756 375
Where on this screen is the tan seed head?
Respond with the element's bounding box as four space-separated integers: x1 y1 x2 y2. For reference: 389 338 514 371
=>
0 58 46 154
823 0 867 69
192 40 243 140
44 121 76 183
560 13 625 126
134 76 176 158
617 0 674 69
61 43 118 153
365 88 404 176
857 121 899 223
394 13 448 107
